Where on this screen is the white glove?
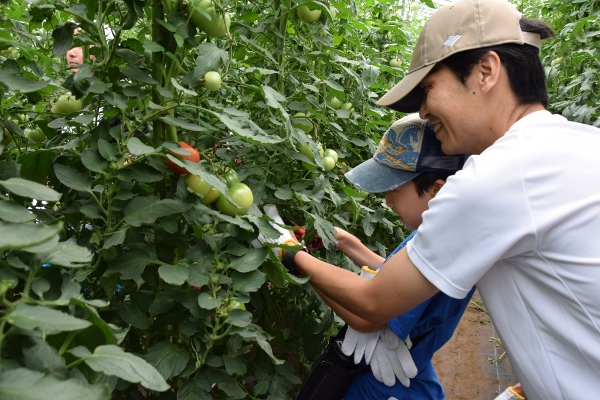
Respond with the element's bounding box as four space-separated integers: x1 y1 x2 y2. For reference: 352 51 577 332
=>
494 387 525 400
370 328 417 387
340 265 379 364
252 204 299 260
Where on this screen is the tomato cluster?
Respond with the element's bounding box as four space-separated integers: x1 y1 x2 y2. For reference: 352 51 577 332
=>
168 142 254 216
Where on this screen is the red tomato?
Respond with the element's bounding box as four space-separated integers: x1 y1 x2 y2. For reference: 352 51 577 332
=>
167 141 200 175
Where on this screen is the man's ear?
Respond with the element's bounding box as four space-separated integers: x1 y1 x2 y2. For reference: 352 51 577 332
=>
478 51 502 93
430 179 446 197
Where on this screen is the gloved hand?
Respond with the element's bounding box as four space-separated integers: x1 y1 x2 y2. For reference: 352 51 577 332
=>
252 204 299 260
370 328 417 387
494 386 526 400
340 265 380 364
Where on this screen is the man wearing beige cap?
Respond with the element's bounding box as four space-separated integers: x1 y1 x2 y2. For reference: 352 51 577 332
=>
269 0 600 399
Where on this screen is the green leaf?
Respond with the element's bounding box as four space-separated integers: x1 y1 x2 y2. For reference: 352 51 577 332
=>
0 201 36 223
8 303 92 332
127 137 155 155
121 67 158 84
80 345 170 392
232 270 266 293
123 197 193 227
0 368 110 400
70 299 118 345
229 247 268 273
0 70 50 93
197 293 221 310
54 164 93 193
38 237 93 267
0 178 61 201
81 149 109 173
0 222 62 251
219 114 284 145
117 164 164 183
158 263 189 286
159 115 205 131
105 250 161 280
119 304 149 330
226 309 252 327
144 341 189 379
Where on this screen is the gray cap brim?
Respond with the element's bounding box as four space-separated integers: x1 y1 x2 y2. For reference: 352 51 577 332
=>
344 158 421 193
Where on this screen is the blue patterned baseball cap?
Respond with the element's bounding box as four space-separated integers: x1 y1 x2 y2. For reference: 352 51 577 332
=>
345 114 468 193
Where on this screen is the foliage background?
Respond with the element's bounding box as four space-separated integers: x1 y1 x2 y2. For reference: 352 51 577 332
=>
0 0 595 398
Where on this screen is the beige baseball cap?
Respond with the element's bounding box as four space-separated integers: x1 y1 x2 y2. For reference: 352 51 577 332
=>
377 0 541 112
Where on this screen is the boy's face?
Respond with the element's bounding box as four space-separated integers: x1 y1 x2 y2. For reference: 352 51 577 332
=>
385 180 434 231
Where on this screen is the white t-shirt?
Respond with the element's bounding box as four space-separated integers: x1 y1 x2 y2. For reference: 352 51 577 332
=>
407 110 600 400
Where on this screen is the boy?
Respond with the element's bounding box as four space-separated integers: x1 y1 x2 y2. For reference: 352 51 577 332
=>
259 114 474 399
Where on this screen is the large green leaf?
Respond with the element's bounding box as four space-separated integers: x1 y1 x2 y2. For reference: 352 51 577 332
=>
123 197 192 227
8 303 92 332
0 367 110 400
54 164 93 193
232 270 266 293
0 70 50 93
144 340 189 379
228 247 268 273
0 202 36 223
71 345 170 392
0 222 62 251
0 178 61 201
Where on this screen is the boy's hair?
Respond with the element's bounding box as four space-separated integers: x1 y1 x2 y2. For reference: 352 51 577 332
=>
439 18 555 107
413 171 454 198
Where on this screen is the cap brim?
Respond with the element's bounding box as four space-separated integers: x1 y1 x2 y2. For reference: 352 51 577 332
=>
377 64 436 113
344 158 421 193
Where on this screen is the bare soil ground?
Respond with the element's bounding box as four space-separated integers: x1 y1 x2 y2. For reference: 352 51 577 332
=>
432 290 520 400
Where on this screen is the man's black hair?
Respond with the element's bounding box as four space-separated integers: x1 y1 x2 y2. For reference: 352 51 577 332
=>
413 171 454 197
439 18 555 107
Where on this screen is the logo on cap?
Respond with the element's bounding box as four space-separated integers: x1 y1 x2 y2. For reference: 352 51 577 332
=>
443 35 462 46
374 120 425 172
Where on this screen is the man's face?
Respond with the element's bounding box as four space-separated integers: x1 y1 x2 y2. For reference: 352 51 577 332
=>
418 64 489 155
66 47 84 73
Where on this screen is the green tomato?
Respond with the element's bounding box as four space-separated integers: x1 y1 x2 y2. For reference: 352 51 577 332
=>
292 113 313 133
322 156 335 172
1 129 12 146
204 71 222 91
51 94 82 116
225 299 246 313
340 103 353 111
297 5 322 23
327 96 342 109
24 127 46 143
299 142 323 160
323 149 338 163
188 0 231 37
389 58 402 68
223 168 240 188
216 183 254 216
185 174 221 205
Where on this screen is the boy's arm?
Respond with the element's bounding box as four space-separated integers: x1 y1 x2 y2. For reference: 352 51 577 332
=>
291 246 439 325
334 227 385 269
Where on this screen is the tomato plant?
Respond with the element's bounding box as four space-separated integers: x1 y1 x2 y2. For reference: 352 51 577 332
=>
0 0 435 397
167 141 201 175
222 168 240 188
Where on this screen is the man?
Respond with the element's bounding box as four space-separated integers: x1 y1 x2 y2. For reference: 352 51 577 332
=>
274 1 600 399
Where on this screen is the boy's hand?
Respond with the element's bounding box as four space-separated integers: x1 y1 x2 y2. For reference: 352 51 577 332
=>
252 205 300 261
